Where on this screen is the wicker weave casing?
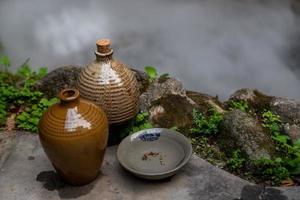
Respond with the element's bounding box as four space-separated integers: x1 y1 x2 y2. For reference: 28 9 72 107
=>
76 39 139 124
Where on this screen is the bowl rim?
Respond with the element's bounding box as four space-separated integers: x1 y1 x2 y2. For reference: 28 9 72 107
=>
117 128 193 177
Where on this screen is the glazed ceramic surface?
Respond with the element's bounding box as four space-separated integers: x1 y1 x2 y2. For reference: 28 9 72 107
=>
38 88 109 185
76 39 139 124
117 128 192 180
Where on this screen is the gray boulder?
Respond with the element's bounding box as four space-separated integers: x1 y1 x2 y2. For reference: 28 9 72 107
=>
219 110 277 160
149 94 197 131
229 88 300 133
187 91 224 114
35 65 82 98
139 77 186 112
131 69 149 93
228 88 274 111
283 123 300 144
229 88 258 102
139 77 197 131
270 98 300 126
140 78 225 133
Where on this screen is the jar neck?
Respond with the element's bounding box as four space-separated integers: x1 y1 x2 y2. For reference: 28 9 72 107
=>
59 89 80 107
60 98 80 107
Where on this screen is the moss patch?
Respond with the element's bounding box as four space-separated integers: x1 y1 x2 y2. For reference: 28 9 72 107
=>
190 136 227 166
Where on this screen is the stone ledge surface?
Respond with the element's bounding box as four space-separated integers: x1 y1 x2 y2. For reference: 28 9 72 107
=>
0 132 299 200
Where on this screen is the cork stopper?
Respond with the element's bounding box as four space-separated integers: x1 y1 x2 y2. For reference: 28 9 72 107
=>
96 39 112 54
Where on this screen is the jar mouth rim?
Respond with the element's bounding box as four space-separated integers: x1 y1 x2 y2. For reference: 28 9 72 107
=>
59 88 80 102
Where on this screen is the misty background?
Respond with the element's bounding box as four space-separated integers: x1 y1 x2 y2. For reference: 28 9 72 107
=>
0 0 300 100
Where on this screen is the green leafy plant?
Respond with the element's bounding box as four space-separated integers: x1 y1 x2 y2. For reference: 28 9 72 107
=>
286 139 300 175
158 73 170 83
121 113 179 138
190 108 223 136
252 110 300 185
0 101 7 125
253 157 290 186
0 55 10 71
226 150 246 170
261 110 294 155
124 112 153 135
16 98 58 132
190 136 226 165
17 59 47 86
228 100 249 112
262 111 281 133
144 66 169 83
169 126 178 131
144 66 158 82
0 56 55 132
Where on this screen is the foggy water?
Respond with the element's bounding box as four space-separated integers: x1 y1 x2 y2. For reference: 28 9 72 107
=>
0 0 300 100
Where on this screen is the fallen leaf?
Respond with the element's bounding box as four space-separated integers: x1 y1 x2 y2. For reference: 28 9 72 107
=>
281 178 295 187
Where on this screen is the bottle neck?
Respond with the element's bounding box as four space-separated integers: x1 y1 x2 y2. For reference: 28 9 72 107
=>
95 50 113 62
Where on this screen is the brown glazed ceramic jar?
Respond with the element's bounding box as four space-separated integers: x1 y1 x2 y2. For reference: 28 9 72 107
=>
76 39 139 124
38 88 108 185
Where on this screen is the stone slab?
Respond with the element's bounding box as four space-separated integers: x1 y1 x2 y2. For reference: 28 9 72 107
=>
0 132 299 200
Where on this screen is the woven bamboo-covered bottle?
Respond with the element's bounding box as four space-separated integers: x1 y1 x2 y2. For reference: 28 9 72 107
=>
76 39 139 124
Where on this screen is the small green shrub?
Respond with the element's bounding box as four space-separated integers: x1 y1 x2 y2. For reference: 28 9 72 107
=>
16 98 58 132
169 126 178 131
17 59 47 85
0 55 10 71
0 56 55 132
253 110 300 185
124 112 153 135
228 100 249 112
144 66 169 83
253 157 290 186
262 110 295 155
158 73 170 83
226 150 246 170
190 136 226 165
0 101 7 125
190 108 223 136
144 66 158 82
120 111 179 139
262 110 281 133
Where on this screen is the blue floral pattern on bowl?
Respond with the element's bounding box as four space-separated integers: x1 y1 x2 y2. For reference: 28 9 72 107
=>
139 133 161 142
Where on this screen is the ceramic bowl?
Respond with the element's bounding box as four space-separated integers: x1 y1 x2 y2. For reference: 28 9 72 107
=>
117 128 193 180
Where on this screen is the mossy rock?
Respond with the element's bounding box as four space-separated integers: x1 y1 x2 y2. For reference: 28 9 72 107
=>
228 88 300 128
186 90 224 114
146 90 225 134
227 88 274 112
139 77 186 112
218 110 278 160
270 98 300 126
131 69 149 94
149 94 197 133
34 65 82 98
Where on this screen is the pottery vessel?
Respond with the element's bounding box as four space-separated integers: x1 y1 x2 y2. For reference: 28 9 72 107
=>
38 88 108 185
117 128 192 180
76 39 139 124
